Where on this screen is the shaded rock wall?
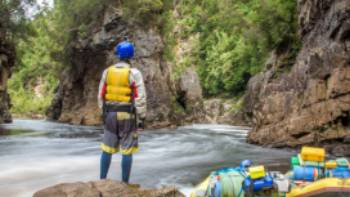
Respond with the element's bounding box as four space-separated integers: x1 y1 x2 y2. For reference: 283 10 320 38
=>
33 180 185 197
245 0 350 155
0 38 14 123
47 5 204 126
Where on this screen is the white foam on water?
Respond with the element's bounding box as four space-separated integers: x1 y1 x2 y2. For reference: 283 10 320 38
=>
180 124 250 131
0 155 100 196
0 120 290 197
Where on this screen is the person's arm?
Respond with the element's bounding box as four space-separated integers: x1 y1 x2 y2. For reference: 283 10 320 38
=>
97 69 108 109
130 69 147 120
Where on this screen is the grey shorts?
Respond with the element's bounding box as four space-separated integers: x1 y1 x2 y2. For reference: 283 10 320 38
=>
100 112 139 155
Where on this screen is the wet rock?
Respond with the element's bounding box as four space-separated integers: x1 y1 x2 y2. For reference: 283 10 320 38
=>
324 144 350 157
176 67 205 122
204 99 250 126
178 68 202 106
33 180 185 197
246 0 350 155
204 99 223 123
343 136 350 144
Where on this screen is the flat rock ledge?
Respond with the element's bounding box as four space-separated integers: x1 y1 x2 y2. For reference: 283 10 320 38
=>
33 180 185 197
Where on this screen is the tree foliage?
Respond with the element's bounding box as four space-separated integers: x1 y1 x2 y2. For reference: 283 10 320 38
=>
121 0 169 26
0 0 34 41
174 0 300 96
9 11 60 115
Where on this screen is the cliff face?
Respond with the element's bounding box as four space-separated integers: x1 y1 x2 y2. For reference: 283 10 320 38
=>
0 38 14 123
47 6 204 126
246 0 350 155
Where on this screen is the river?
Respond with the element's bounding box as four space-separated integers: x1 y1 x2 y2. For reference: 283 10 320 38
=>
0 119 293 197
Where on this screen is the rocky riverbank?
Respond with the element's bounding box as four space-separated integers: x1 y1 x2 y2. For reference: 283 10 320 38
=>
245 0 350 155
33 180 184 197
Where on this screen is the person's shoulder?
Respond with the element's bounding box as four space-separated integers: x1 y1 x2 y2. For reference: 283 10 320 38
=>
130 67 142 75
104 64 115 70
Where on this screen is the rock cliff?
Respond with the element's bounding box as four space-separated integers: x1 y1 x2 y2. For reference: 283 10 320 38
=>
47 4 204 126
246 0 350 155
33 180 184 197
0 37 14 123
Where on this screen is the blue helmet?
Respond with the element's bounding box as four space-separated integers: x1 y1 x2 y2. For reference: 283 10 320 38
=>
115 41 134 59
240 160 253 170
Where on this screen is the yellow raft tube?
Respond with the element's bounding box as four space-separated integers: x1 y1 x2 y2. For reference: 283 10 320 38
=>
190 176 210 197
287 178 350 197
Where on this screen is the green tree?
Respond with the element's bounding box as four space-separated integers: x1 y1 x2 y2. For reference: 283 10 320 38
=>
174 0 300 96
9 10 61 115
0 0 34 41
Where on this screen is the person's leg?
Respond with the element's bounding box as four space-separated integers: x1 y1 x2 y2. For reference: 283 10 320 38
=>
100 151 112 179
119 115 139 183
121 154 133 183
100 112 119 179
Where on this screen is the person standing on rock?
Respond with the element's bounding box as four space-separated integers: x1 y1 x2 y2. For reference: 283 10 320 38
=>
97 40 147 183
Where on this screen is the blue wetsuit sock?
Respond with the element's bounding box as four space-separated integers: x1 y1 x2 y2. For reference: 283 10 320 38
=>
122 154 133 183
100 151 112 179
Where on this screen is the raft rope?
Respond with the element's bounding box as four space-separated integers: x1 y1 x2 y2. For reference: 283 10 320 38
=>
237 187 243 197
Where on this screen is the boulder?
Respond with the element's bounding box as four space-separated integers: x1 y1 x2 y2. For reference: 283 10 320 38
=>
33 180 185 197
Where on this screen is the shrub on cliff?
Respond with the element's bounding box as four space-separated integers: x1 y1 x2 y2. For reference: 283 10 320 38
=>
173 0 300 96
122 0 164 23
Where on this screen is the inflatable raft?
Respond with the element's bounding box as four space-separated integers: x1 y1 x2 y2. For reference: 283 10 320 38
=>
190 167 246 197
190 146 350 197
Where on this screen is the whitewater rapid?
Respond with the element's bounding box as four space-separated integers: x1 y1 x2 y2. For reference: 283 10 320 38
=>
0 120 292 197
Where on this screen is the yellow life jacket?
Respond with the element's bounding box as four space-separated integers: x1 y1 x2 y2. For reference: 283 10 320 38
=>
105 66 132 103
